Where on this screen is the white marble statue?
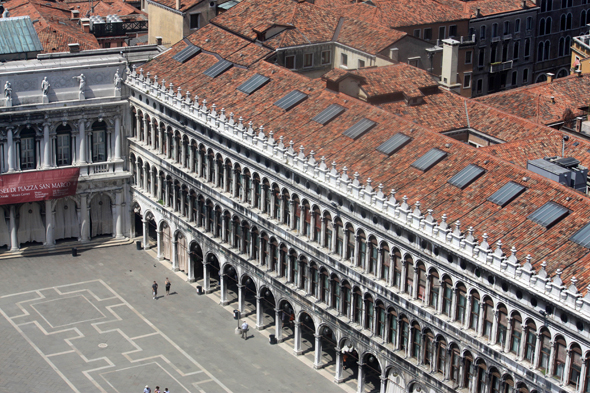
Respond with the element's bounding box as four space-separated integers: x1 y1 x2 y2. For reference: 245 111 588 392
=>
113 69 122 89
73 74 86 91
4 81 12 99
41 77 50 95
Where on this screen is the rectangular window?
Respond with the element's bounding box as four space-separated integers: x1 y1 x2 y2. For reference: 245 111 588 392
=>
492 23 498 37
341 53 348 67
92 130 106 162
477 79 483 93
358 59 365 68
449 25 457 37
465 50 473 64
57 133 71 166
189 13 200 29
423 28 432 40
480 25 486 39
285 55 295 69
526 16 533 30
503 21 510 35
523 68 529 83
321 50 331 64
515 18 521 32
303 53 313 68
511 70 518 85
463 73 472 88
478 51 485 67
439 26 446 39
413 29 421 38
21 137 35 170
513 41 520 59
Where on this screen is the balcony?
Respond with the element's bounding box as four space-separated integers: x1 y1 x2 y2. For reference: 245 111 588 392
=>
91 21 148 37
489 60 513 73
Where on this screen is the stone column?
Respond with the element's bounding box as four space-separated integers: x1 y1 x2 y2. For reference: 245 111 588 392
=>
44 199 54 247
334 348 343 383
159 126 164 155
6 127 14 172
578 360 587 393
299 204 306 236
43 122 51 168
151 122 157 151
172 185 178 212
400 260 407 293
278 195 285 223
188 196 194 223
142 118 148 143
197 149 203 176
504 318 513 353
275 309 282 342
157 173 162 202
189 145 195 173
115 191 123 239
224 164 230 190
202 261 211 292
187 249 195 282
478 303 485 337
464 295 472 329
142 219 149 250
156 230 162 259
354 236 360 267
314 334 323 369
356 363 365 393
563 349 572 386
379 376 387 393
364 244 371 274
389 255 396 287
181 139 186 167
490 310 499 346
114 116 121 160
237 284 244 313
135 113 141 140
172 239 178 271
533 332 543 369
293 321 302 355
320 216 326 247
256 296 264 330
80 194 89 242
220 273 227 305
261 185 267 213
78 119 86 164
9 205 18 251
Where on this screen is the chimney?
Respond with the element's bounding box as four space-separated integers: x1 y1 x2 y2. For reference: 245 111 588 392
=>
522 0 526 8
389 47 399 63
439 39 461 93
176 0 180 9
81 18 90 32
70 9 79 19
156 36 163 45
547 72 555 83
68 43 80 53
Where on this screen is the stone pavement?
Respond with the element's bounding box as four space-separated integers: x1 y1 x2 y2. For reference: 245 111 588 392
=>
0 243 348 393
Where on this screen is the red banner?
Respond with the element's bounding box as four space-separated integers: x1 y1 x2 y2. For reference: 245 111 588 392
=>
0 168 80 206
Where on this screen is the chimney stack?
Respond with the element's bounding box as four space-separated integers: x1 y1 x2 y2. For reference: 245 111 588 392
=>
156 36 163 45
176 0 180 9
438 39 461 93
70 9 79 19
547 72 555 83
389 48 399 63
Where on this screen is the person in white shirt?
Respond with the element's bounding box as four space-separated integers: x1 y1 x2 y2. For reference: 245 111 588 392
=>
241 321 249 340
144 385 151 393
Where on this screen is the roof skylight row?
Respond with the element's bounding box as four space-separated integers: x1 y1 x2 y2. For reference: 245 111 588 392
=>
313 104 346 125
173 44 201 63
237 73 270 95
411 148 447 172
376 133 412 156
274 90 308 111
343 118 377 139
203 59 233 78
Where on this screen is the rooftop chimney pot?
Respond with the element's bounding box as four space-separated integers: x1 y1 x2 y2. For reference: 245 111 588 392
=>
547 72 555 83
68 43 80 53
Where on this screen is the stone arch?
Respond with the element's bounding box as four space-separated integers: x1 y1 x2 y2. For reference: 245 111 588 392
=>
89 193 113 237
54 197 80 241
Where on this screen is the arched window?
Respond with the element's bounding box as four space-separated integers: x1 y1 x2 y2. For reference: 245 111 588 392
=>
405 255 414 295
310 263 319 297
581 10 587 27
357 230 366 268
335 218 343 256
243 170 252 205
324 212 333 250
341 281 351 317
525 38 531 57
544 40 551 60
510 312 522 355
513 40 520 59
313 207 321 243
497 304 508 347
261 233 269 266
547 17 552 34
252 174 261 209
423 331 434 366
417 263 426 301
251 227 259 261
393 249 402 288
565 36 571 57
567 13 572 29
559 37 565 57
300 257 308 290
554 336 567 380
91 121 107 163
56 124 72 166
292 195 301 231
279 244 288 277
436 338 447 374
569 344 583 388
331 275 340 310
411 322 421 359
272 185 280 221
263 180 271 213
442 277 453 317
490 369 502 393
376 302 386 337
450 345 461 383
538 328 551 372
232 216 240 249
345 224 355 261
483 297 494 338
538 41 545 61
429 270 440 310
456 283 467 324
320 269 329 302
524 320 537 363
480 25 486 39
381 243 390 282
353 288 362 324
400 316 409 352
469 291 480 331
561 14 567 30
302 200 311 237
463 352 474 388
281 190 290 225
387 308 398 347
365 295 374 331
368 236 378 275
214 206 221 237
541 0 546 12
539 18 546 35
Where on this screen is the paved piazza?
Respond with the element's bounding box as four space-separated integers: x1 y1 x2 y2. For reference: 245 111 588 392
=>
0 244 346 393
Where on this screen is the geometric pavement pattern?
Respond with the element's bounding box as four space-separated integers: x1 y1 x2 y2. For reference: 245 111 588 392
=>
0 280 232 393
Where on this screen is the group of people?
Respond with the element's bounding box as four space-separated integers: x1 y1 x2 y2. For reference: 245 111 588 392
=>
144 385 169 393
152 278 172 300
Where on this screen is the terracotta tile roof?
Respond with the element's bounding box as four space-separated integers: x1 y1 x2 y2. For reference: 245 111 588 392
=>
66 0 147 20
314 0 466 28
5 0 100 53
475 74 590 126
148 0 204 12
139 32 590 293
211 0 405 54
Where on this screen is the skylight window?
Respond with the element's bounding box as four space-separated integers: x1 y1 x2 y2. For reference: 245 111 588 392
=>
411 148 447 172
376 133 412 156
237 73 270 95
274 90 308 111
203 59 233 78
448 164 485 189
172 44 201 63
343 118 377 139
528 201 569 228
312 104 346 125
487 181 526 207
571 223 590 248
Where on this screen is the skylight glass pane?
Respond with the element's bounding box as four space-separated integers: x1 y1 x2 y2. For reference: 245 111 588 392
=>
376 133 412 156
237 73 270 95
487 181 526 207
274 90 308 110
571 223 590 248
203 59 233 78
528 201 569 228
448 164 485 189
172 45 201 63
312 104 346 125
343 118 377 139
411 148 447 172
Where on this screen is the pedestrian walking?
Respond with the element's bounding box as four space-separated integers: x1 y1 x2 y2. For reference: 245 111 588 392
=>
165 278 171 296
241 320 249 340
154 386 160 393
152 281 158 300
144 385 151 393
164 389 169 393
